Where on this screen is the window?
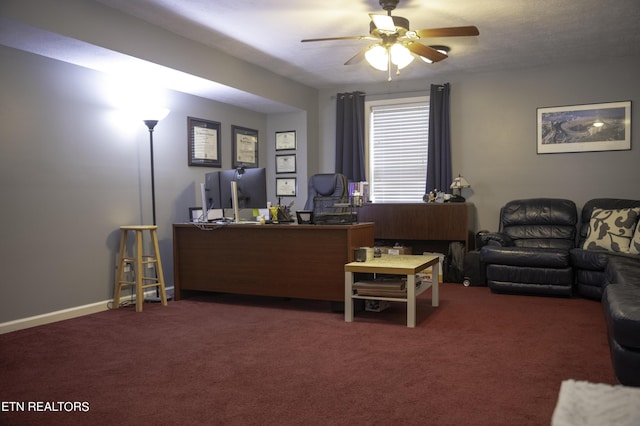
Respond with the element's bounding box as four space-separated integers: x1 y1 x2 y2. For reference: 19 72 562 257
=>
365 97 429 203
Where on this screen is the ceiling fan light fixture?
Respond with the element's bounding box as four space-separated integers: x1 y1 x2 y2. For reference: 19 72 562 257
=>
365 45 389 71
301 0 479 81
390 43 414 69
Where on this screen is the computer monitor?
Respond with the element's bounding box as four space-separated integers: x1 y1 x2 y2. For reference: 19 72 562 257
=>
219 167 267 209
204 171 221 210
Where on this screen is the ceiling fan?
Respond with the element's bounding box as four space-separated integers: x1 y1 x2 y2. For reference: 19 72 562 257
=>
301 0 479 79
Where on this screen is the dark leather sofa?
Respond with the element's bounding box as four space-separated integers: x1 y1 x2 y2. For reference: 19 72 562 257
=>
480 198 577 297
570 198 640 300
478 197 640 385
602 256 640 386
572 199 640 385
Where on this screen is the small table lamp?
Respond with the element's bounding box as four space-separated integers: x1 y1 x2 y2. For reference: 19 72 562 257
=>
449 174 470 202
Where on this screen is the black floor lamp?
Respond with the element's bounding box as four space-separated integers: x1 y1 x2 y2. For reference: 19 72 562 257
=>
142 108 170 225
142 109 170 303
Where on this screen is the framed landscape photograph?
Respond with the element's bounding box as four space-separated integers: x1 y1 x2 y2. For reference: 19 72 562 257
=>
537 101 631 154
232 125 258 168
275 154 296 174
275 130 296 150
187 117 221 167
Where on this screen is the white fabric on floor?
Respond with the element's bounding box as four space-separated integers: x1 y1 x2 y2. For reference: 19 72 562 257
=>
551 379 640 426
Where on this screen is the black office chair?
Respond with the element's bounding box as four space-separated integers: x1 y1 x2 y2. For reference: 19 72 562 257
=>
304 173 348 211
302 174 350 224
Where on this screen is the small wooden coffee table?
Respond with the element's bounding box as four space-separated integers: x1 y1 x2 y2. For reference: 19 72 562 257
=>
344 254 439 328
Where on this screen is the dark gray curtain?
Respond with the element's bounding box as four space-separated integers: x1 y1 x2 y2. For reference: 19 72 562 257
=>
335 91 366 181
426 83 452 193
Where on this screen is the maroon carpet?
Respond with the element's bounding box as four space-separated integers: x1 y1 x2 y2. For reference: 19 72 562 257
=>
0 284 614 425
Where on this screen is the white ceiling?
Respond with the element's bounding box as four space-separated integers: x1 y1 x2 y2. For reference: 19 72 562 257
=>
2 0 640 112
92 0 640 88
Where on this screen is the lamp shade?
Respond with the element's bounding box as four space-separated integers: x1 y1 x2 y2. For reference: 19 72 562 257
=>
365 45 389 71
450 175 470 189
142 108 170 131
366 43 416 71
390 44 414 69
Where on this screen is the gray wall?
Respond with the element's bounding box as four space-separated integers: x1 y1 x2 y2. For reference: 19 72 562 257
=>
266 111 310 213
0 46 305 322
1 0 321 324
318 56 640 231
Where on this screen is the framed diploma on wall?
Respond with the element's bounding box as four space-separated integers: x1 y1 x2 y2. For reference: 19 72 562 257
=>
232 125 258 168
275 131 296 151
276 178 297 196
275 154 296 174
187 117 221 167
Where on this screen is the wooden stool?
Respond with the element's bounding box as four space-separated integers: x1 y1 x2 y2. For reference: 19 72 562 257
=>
113 225 167 312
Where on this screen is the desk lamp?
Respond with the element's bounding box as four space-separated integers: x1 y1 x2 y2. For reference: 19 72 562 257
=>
449 175 470 202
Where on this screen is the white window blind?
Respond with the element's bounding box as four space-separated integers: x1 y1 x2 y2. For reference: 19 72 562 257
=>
367 99 429 202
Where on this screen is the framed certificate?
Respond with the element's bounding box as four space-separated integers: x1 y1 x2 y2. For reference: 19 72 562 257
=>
188 117 221 167
232 125 258 168
275 154 296 174
275 131 296 151
276 178 297 196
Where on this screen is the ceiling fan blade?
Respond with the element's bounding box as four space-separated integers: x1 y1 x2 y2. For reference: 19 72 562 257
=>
344 48 367 65
406 43 448 63
301 35 375 43
369 14 396 32
416 26 480 38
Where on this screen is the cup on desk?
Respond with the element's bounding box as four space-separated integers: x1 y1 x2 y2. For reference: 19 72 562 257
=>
269 206 279 223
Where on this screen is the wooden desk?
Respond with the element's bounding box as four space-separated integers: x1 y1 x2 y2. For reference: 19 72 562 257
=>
172 222 374 302
357 203 475 251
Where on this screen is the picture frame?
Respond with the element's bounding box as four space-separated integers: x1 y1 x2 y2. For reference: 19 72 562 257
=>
275 130 296 151
189 207 223 222
189 207 204 222
187 117 221 167
275 154 296 174
537 101 631 154
276 177 297 197
232 125 258 168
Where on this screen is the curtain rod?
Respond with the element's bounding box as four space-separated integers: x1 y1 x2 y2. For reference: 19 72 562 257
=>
334 91 366 100
331 88 437 100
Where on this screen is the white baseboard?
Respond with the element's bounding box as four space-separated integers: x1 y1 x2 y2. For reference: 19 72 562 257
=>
0 301 110 335
0 286 174 335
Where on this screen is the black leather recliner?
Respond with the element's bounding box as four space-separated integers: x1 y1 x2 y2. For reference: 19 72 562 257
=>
480 198 578 297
